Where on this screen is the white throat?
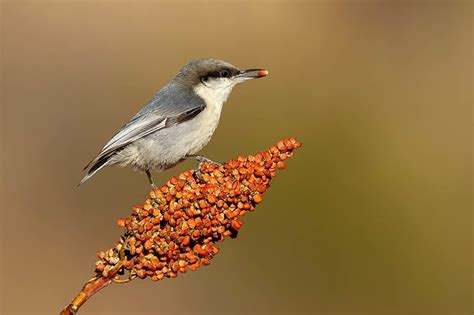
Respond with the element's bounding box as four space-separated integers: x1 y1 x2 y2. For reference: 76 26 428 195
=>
193 80 236 110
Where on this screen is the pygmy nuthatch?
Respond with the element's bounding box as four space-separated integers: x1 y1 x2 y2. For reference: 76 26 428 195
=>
80 59 268 187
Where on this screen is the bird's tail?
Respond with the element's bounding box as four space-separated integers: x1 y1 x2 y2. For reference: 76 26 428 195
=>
78 155 111 186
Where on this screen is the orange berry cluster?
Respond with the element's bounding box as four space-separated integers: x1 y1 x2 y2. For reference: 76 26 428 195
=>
95 138 302 282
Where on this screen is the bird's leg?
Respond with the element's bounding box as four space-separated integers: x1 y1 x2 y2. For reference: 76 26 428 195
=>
145 169 157 189
185 155 222 180
186 155 223 165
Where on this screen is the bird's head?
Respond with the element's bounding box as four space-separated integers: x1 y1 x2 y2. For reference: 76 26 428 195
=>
175 58 268 106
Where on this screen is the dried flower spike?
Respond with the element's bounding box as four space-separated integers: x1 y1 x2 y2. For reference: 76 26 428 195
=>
61 137 302 315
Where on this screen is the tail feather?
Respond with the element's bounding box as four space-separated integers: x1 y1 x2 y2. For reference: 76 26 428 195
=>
83 159 93 171
78 155 113 186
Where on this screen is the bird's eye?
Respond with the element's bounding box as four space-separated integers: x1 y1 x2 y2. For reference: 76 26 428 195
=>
220 70 230 78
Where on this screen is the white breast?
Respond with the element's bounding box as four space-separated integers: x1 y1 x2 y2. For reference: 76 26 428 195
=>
113 82 235 171
185 81 235 152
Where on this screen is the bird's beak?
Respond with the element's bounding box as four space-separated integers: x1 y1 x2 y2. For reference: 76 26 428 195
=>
236 69 269 81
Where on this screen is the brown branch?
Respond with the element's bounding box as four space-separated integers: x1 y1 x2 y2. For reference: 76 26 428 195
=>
60 261 124 315
60 137 302 314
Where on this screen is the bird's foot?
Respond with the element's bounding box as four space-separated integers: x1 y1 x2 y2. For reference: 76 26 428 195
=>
194 164 204 181
194 156 223 166
146 170 157 189
188 155 223 181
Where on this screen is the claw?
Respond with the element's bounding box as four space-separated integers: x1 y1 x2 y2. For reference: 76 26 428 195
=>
186 155 222 181
195 156 222 166
194 166 203 181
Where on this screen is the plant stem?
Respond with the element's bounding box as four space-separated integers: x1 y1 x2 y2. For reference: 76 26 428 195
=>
60 261 124 315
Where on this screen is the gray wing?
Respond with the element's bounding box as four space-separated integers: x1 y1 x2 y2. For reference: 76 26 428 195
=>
80 84 205 184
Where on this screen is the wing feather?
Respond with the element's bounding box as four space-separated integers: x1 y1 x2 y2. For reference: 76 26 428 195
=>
80 83 207 186
83 99 206 171
83 114 168 170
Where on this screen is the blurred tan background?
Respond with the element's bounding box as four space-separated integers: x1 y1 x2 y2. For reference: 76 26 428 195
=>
1 1 472 314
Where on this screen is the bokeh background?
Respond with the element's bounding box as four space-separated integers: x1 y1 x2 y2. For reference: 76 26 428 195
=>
1 1 472 315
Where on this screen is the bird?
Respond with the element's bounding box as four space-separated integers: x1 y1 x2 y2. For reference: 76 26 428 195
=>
80 58 268 187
